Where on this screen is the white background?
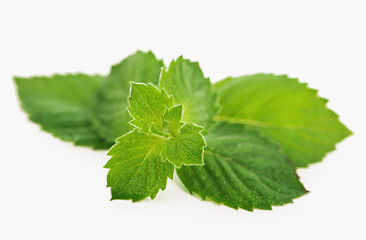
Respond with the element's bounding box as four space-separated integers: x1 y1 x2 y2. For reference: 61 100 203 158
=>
1 0 365 239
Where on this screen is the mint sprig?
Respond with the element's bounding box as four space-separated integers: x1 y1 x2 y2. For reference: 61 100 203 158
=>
14 51 351 210
106 81 206 200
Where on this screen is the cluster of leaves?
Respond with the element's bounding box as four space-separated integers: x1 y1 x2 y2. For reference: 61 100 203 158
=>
14 51 351 211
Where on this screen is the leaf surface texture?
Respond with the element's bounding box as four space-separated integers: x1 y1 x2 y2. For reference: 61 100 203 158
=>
215 74 352 167
177 122 307 210
15 74 111 149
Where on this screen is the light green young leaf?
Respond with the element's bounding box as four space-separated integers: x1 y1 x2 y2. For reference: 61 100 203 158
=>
128 82 173 135
14 74 111 149
163 105 184 135
91 51 164 142
215 74 352 167
163 123 206 167
127 82 205 167
105 130 174 201
177 122 307 211
159 56 218 131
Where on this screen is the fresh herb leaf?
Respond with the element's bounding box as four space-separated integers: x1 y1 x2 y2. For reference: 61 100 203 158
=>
14 74 111 149
159 56 218 131
91 51 164 142
105 130 174 201
162 122 206 167
215 74 352 167
128 82 174 135
177 122 308 211
163 105 185 135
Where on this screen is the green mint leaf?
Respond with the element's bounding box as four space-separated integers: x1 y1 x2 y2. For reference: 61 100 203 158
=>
159 56 218 131
14 74 112 149
163 122 206 167
91 51 164 142
128 82 173 135
127 82 205 167
163 105 184 135
177 122 307 211
215 74 352 167
105 130 174 201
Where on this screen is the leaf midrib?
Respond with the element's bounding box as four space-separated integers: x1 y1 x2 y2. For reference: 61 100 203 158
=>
214 116 340 131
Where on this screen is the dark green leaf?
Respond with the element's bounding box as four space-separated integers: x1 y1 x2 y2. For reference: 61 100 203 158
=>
14 74 111 149
177 122 307 211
